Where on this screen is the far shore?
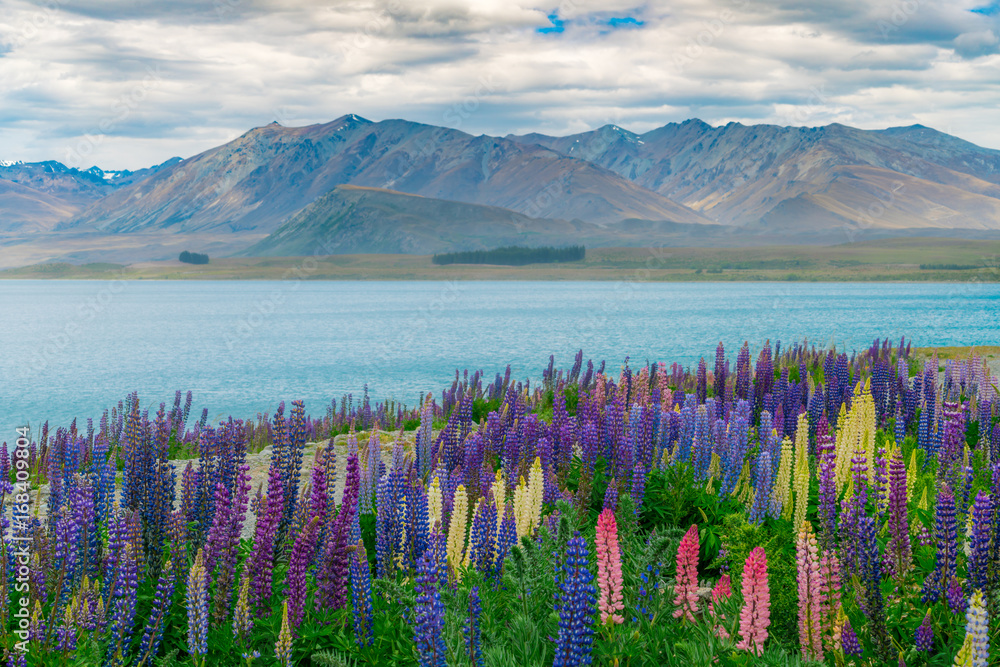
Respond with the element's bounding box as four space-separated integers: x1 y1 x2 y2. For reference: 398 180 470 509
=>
3 238 1000 282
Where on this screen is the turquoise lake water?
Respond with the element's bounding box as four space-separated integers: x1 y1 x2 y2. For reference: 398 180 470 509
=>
1 280 998 439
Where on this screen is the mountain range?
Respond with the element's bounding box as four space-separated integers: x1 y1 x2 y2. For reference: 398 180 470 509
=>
3 114 1000 267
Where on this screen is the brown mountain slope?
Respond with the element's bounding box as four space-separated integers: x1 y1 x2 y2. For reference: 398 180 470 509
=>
65 116 710 235
509 120 1000 231
0 179 82 232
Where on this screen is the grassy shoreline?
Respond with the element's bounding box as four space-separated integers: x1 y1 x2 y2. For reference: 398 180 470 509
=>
3 238 1000 281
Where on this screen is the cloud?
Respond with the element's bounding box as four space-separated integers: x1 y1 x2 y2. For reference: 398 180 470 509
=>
0 0 999 169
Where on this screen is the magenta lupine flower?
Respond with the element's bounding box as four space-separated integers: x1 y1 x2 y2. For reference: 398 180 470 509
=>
287 516 321 635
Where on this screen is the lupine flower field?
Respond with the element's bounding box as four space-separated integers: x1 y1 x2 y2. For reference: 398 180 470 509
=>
3 338 1000 666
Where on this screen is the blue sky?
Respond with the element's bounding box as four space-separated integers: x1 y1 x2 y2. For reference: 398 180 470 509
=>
1 0 999 169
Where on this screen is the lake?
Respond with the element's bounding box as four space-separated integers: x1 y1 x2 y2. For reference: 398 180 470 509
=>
2 279 998 439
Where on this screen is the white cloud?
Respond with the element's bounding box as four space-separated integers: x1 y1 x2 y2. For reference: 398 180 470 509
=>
0 0 998 169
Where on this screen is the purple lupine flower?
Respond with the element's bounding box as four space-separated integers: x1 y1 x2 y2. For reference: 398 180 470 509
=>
915 611 935 651
465 586 484 667
886 452 911 580
316 453 360 610
720 400 751 496
692 405 712 481
413 532 448 667
816 416 837 549
696 358 708 405
748 450 773 525
495 502 517 579
248 454 285 614
922 484 958 604
287 516 321 634
858 515 892 661
968 490 993 593
106 544 138 667
553 532 597 667
470 494 498 578
137 558 176 666
841 619 862 657
350 539 374 647
283 400 307 534
375 468 406 578
602 479 619 512
713 343 727 418
938 401 966 512
186 550 209 663
630 463 647 515
735 341 751 402
946 577 966 615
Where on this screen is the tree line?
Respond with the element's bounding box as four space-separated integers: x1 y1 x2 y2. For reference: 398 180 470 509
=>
179 251 210 265
432 245 585 266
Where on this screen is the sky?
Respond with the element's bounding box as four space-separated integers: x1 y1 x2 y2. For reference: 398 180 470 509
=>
1 0 999 170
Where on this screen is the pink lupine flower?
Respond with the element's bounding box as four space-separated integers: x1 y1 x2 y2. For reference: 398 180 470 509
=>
710 574 732 639
796 523 824 662
672 524 700 622
737 546 770 656
710 573 731 611
819 550 842 653
595 508 624 624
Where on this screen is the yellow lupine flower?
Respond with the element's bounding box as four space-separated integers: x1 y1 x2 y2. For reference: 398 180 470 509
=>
953 633 974 667
907 449 917 502
708 452 721 480
513 475 531 538
493 469 506 512
526 457 544 535
773 436 794 521
735 460 753 505
447 485 470 574
427 476 443 531
833 383 876 493
793 413 811 531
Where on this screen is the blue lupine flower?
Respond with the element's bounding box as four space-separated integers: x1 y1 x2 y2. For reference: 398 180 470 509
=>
413 534 448 667
350 540 374 647
465 586 484 667
553 532 596 667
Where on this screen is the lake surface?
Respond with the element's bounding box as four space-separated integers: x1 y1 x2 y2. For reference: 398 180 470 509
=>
2 280 998 439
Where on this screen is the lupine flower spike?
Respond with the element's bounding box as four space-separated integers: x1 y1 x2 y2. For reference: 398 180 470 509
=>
672 524 700 622
275 601 294 667
595 508 624 625
736 546 770 656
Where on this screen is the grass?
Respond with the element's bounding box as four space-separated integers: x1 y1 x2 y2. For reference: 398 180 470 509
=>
3 237 1000 281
